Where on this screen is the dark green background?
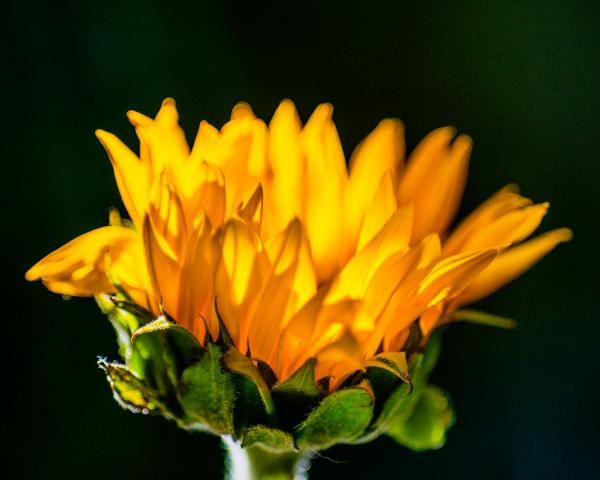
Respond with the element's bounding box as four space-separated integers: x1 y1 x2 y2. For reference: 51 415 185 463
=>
6 1 599 478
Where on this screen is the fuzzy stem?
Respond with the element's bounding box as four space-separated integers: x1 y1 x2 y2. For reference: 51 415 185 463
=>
223 435 311 480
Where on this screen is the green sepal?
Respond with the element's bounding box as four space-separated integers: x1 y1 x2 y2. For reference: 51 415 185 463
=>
128 327 178 398
132 316 203 371
222 347 276 420
272 359 323 429
178 343 235 434
213 298 234 347
241 425 297 452
365 351 411 387
98 359 167 416
360 331 443 443
294 384 374 451
96 294 140 362
386 384 454 450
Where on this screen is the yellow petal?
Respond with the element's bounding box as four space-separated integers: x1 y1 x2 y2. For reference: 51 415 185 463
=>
190 120 220 164
301 103 348 281
356 170 398 251
249 219 305 361
230 102 255 121
349 118 405 185
142 214 179 315
280 281 333 345
148 171 188 258
397 127 462 241
95 130 149 229
237 184 263 234
347 119 404 246
177 212 214 340
314 327 364 388
372 245 494 353
419 304 444 337
127 99 190 192
456 228 572 305
185 161 226 229
362 237 434 320
329 206 413 302
283 301 363 379
362 234 441 356
217 115 268 211
212 219 265 349
418 249 497 306
264 100 305 238
457 203 549 252
26 226 140 297
443 186 532 256
427 134 471 235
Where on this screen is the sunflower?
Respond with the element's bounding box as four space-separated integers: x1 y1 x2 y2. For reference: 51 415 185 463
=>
26 99 570 474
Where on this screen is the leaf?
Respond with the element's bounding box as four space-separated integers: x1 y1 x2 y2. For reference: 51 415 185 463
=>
241 425 297 451
272 359 323 430
453 309 517 329
222 347 276 419
294 385 373 451
387 385 454 450
98 359 166 415
365 351 411 386
178 343 235 434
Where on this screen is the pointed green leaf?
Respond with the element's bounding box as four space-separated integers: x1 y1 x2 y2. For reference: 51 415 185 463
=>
272 359 323 430
98 359 166 415
222 347 276 419
131 316 176 339
454 309 517 329
132 316 202 368
214 298 234 346
127 315 203 399
241 425 297 451
361 331 443 442
365 351 411 386
272 359 322 401
178 344 235 434
387 384 454 450
294 385 373 450
96 294 141 362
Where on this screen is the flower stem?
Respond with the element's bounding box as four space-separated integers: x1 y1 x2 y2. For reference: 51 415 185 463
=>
223 435 311 480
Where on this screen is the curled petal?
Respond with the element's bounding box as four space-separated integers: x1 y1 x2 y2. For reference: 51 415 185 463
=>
26 226 142 297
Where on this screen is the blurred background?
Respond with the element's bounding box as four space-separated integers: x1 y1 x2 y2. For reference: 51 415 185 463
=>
6 0 599 478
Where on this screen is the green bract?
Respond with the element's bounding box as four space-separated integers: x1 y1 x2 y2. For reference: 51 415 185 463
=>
97 294 454 454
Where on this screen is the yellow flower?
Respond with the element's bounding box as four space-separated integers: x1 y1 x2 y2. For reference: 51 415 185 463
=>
26 98 571 389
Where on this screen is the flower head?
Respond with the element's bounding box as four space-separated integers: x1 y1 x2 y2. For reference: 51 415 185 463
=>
27 98 571 388
26 100 571 462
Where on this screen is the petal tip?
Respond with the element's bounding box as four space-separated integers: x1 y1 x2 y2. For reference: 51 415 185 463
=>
162 97 176 107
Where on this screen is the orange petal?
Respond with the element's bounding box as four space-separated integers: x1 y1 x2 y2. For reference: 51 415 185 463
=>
26 226 141 297
142 214 179 315
456 228 572 305
95 130 149 229
177 213 214 340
